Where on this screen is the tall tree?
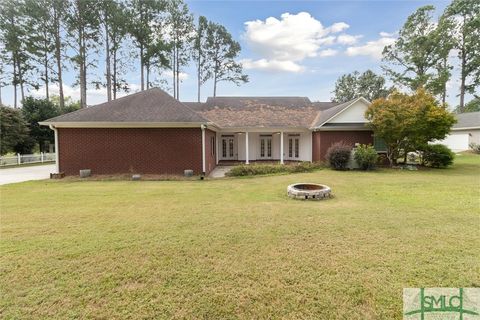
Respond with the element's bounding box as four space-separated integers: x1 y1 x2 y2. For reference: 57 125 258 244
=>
0 0 31 108
24 0 56 100
454 97 480 113
51 0 67 109
127 0 166 91
0 106 30 155
332 70 392 102
166 0 194 100
193 16 211 102
442 0 480 111
98 0 130 101
21 97 59 152
0 51 8 106
382 6 447 97
206 22 248 97
65 0 101 108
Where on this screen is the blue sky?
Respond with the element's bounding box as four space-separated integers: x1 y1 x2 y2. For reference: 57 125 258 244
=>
4 0 460 107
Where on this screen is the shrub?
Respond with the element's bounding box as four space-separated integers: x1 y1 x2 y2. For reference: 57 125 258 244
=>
326 142 352 170
354 144 378 170
226 162 323 177
420 144 455 168
469 142 480 154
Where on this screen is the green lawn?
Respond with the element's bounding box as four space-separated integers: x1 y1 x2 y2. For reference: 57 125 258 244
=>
1 154 479 319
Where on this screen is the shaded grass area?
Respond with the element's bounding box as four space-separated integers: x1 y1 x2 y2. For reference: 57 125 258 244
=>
1 154 479 319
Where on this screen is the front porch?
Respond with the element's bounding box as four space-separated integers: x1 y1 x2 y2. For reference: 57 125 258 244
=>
215 130 312 165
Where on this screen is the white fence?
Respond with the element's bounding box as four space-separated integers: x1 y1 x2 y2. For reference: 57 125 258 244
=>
0 153 56 166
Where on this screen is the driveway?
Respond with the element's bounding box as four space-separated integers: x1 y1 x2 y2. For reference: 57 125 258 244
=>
0 164 55 185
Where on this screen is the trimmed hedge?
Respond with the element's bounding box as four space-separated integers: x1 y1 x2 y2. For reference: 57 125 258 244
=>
420 144 455 168
226 162 323 177
354 144 378 170
326 142 352 170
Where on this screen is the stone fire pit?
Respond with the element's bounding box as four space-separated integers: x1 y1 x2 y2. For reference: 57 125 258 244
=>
287 183 332 200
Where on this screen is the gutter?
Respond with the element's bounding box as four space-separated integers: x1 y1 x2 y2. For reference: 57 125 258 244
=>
49 124 60 173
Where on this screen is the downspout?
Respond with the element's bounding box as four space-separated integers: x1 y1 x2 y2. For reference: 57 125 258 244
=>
201 124 206 175
49 124 59 173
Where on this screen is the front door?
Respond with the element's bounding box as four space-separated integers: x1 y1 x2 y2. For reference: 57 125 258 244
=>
259 136 272 159
287 136 300 160
221 136 235 160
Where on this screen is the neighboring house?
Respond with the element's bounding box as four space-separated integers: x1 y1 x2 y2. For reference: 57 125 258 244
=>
40 88 376 176
436 111 480 152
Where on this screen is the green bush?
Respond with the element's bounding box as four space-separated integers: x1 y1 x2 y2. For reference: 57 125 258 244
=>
326 142 352 170
226 162 323 177
354 144 378 170
420 144 455 168
469 143 480 154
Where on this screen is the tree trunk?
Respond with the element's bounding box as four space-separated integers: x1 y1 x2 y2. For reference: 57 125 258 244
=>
213 69 217 98
113 48 117 100
459 23 466 112
176 47 180 100
17 58 25 103
79 25 87 108
105 21 112 102
54 15 65 110
146 63 150 89
13 55 17 108
197 56 201 102
172 43 177 98
459 47 466 112
140 45 144 91
44 51 49 100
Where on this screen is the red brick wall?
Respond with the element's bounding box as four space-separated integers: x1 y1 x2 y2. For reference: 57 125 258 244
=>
312 130 374 162
204 129 216 174
58 128 208 176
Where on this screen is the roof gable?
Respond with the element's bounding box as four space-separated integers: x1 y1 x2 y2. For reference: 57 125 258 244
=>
42 88 207 124
311 97 370 128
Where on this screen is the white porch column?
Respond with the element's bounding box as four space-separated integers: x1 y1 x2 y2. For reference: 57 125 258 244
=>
50 125 59 173
201 124 206 174
280 131 284 164
245 132 249 164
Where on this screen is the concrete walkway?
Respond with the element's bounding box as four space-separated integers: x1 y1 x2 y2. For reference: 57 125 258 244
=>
209 166 232 178
0 164 55 185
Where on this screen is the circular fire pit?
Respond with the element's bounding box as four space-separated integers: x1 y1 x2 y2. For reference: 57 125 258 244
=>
287 183 331 200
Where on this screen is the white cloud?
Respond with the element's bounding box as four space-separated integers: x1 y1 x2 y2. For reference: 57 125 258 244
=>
379 31 396 37
243 12 356 72
161 70 189 81
318 49 338 57
345 32 396 60
337 34 362 45
327 22 350 33
241 58 304 73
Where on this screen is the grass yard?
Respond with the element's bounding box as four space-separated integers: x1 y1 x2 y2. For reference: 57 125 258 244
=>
1 154 479 319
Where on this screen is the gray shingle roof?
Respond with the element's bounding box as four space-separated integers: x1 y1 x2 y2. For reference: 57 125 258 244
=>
453 111 480 129
205 96 313 109
43 88 207 123
310 99 357 128
183 97 343 128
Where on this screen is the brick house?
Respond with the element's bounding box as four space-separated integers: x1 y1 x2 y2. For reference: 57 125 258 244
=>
40 88 376 176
